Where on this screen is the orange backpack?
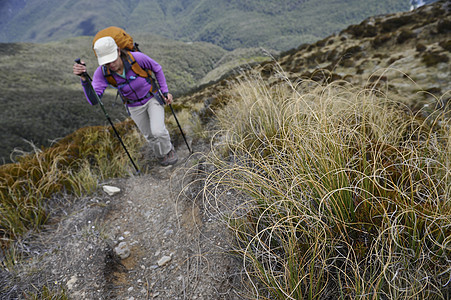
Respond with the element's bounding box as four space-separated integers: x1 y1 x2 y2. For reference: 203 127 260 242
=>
93 26 136 52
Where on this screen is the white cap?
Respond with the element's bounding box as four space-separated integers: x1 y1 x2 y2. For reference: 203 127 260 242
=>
93 36 118 65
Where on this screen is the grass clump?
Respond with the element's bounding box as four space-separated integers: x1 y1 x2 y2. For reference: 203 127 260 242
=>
422 51 450 67
25 285 68 299
0 119 144 245
204 72 450 299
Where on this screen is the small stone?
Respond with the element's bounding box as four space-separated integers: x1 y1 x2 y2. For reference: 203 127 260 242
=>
157 255 172 267
114 242 131 259
102 185 121 196
66 275 77 290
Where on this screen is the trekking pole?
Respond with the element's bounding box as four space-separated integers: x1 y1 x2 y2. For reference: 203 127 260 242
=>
158 90 192 153
75 59 140 174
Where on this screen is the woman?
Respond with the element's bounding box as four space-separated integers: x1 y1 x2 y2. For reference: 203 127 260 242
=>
73 36 177 166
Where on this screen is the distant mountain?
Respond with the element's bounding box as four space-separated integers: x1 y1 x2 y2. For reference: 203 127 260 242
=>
0 0 412 51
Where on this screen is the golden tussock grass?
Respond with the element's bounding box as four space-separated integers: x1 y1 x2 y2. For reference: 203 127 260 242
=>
203 71 450 299
0 119 144 246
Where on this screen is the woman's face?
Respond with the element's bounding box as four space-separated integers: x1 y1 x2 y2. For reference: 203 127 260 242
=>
105 49 123 72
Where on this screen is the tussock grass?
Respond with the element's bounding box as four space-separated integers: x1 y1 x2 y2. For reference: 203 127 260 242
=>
204 72 450 299
0 119 144 245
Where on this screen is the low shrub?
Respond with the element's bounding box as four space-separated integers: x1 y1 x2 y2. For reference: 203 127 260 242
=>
396 29 416 44
439 39 451 52
381 15 414 33
422 51 450 66
371 33 392 48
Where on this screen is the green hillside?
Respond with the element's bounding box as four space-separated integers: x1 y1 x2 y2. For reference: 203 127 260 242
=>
0 34 251 163
1 0 410 50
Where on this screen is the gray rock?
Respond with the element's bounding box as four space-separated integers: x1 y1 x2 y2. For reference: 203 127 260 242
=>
114 242 131 259
157 255 172 267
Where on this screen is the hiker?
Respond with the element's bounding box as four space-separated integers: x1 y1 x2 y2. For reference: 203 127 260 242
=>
73 36 178 166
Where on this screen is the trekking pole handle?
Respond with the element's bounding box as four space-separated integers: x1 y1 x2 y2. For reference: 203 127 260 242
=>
74 58 92 81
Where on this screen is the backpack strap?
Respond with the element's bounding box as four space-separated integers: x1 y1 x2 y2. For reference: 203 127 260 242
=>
126 52 159 95
102 66 117 87
101 51 158 92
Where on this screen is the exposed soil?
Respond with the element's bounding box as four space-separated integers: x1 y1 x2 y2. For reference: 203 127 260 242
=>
0 142 246 300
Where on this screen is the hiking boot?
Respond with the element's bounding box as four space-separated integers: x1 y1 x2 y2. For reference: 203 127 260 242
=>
160 149 178 166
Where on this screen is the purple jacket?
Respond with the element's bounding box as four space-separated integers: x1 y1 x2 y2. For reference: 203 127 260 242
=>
81 52 169 107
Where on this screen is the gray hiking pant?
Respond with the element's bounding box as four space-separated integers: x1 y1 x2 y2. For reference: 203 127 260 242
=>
128 97 172 158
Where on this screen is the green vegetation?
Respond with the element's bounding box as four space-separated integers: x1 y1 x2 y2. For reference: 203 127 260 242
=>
1 0 410 51
0 119 144 244
25 285 68 300
203 73 450 299
422 50 450 66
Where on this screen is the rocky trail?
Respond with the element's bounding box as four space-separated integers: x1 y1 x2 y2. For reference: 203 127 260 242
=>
1 144 245 300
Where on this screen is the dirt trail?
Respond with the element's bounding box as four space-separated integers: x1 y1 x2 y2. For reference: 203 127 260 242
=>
1 145 244 300
101 146 243 300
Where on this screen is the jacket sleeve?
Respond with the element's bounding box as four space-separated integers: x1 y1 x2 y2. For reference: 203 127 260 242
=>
80 66 109 105
133 52 169 93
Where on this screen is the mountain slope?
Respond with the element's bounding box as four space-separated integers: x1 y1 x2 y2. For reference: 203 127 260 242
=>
0 0 411 50
0 2 449 298
178 0 450 119
0 34 229 163
0 0 446 164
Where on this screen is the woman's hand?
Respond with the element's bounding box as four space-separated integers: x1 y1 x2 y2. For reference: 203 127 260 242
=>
73 61 87 82
164 93 173 105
